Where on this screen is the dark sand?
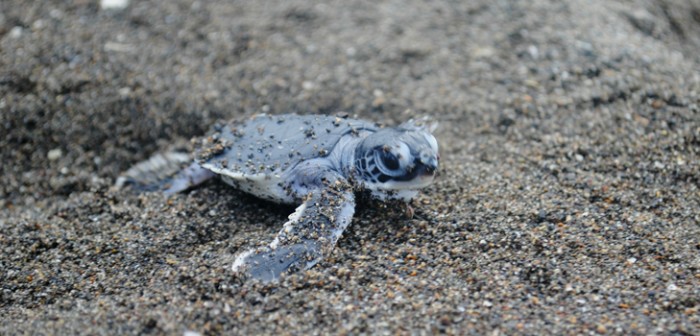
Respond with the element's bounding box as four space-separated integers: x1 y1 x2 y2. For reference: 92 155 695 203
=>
1 0 699 334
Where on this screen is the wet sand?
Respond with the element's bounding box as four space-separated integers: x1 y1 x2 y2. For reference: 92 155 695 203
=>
1 0 699 334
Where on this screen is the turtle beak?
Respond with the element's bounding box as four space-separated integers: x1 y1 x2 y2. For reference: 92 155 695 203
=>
418 155 438 177
423 158 438 175
418 148 438 175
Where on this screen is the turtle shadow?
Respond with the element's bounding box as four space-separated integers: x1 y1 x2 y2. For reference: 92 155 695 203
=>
347 194 420 241
193 180 294 231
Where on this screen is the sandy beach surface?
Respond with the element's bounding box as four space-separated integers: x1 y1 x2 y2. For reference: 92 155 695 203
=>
1 0 699 334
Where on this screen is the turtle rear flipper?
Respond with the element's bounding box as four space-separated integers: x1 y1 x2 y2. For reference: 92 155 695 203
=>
232 182 355 282
116 152 214 194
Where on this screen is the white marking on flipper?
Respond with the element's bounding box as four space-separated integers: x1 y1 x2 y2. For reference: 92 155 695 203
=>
269 202 307 249
163 162 216 195
114 176 129 189
115 152 191 190
334 200 355 238
231 185 356 282
231 200 310 276
202 164 251 180
231 249 253 273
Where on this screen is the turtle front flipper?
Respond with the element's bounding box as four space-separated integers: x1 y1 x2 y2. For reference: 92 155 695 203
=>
232 181 355 282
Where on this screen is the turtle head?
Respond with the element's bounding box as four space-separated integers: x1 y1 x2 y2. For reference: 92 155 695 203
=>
354 119 439 201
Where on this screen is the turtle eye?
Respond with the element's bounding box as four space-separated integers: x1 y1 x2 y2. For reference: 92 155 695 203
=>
378 151 400 171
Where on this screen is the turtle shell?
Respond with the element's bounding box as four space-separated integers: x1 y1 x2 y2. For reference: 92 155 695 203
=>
194 114 378 176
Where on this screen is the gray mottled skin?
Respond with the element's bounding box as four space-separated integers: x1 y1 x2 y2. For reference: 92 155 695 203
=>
198 115 378 179
117 114 439 282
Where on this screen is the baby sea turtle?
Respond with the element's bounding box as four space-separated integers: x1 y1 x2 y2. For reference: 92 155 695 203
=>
116 114 439 282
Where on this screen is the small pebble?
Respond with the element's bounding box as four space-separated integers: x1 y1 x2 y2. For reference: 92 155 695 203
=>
596 324 607 334
302 81 314 90
100 0 129 10
47 148 63 161
9 26 23 38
